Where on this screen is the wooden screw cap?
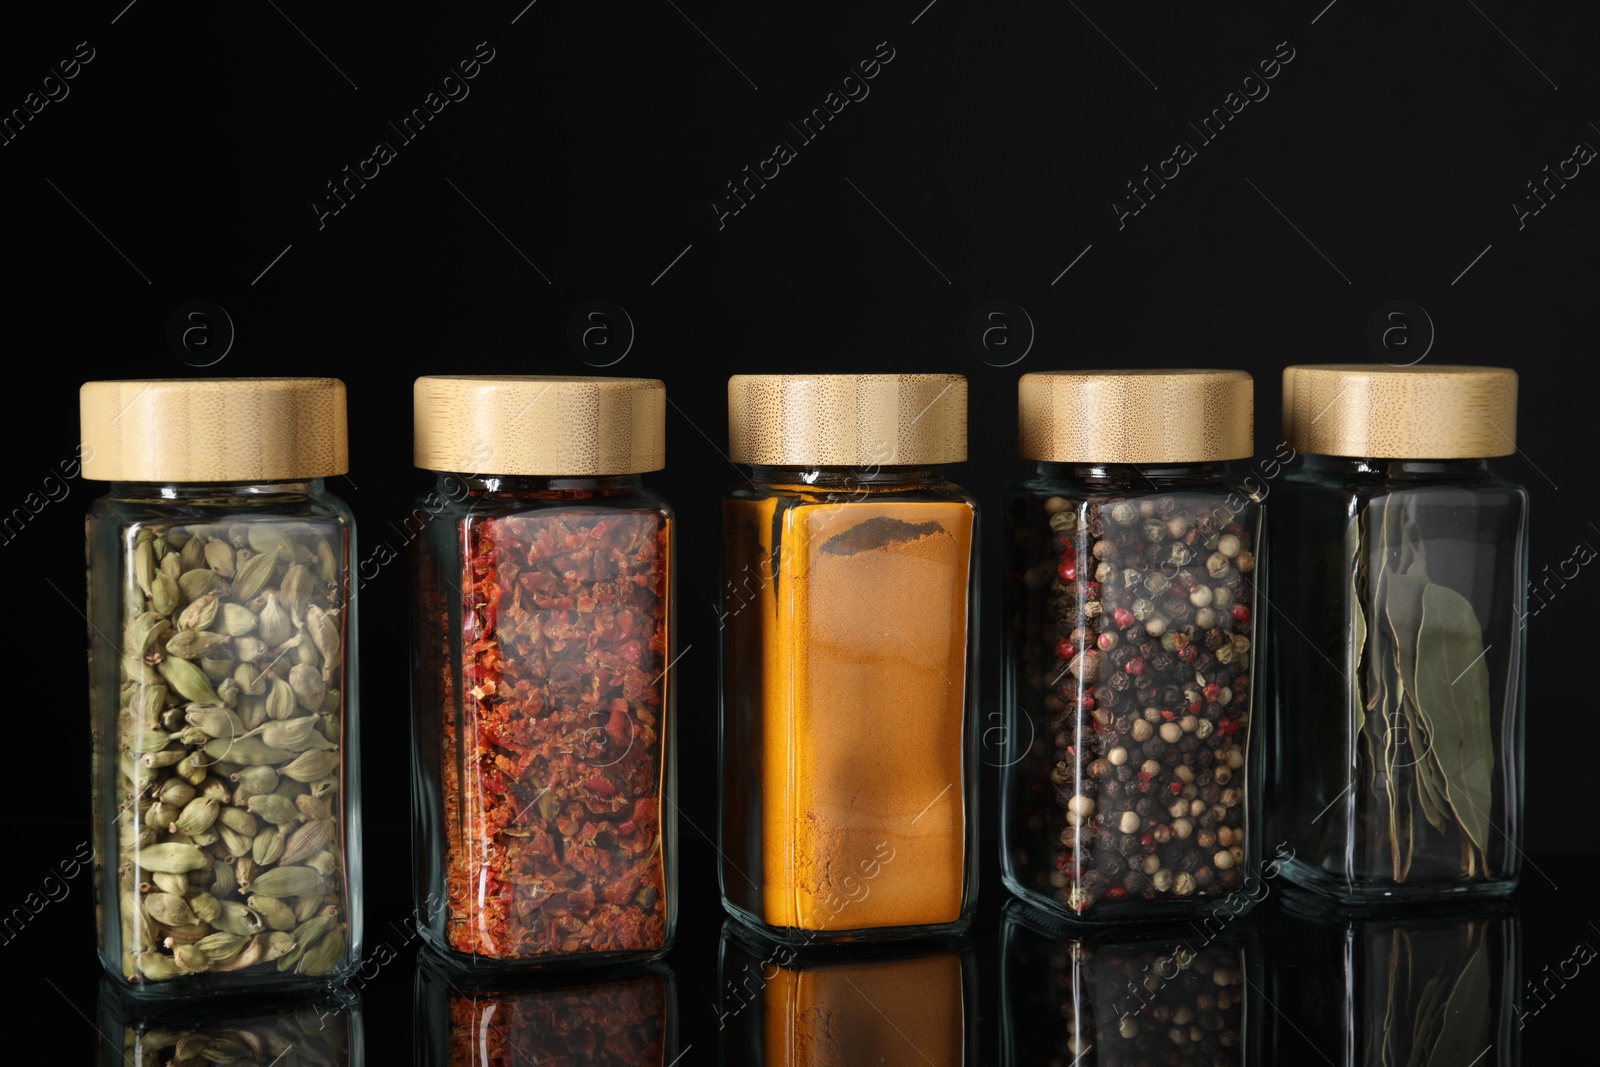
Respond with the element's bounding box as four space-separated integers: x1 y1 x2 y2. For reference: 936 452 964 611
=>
1018 370 1254 464
413 375 666 475
1283 364 1517 458
80 378 349 482
727 374 968 466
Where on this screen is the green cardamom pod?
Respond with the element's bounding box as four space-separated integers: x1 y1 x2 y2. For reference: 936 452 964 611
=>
135 842 206 874
214 934 265 971
246 794 303 826
210 861 237 900
179 531 207 570
288 664 326 713
188 892 221 923
134 537 156 596
219 602 258 637
233 551 278 601
158 656 219 705
150 571 180 617
204 539 235 577
281 750 338 783
199 777 232 802
172 796 220 835
203 735 293 767
211 899 263 938
257 593 294 647
218 825 253 859
306 605 341 668
126 612 174 664
263 930 298 961
264 676 297 721
194 931 247 962
234 636 267 663
157 779 196 807
165 629 231 660
231 764 279 806
280 563 313 621
151 872 188 896
249 894 298 931
248 866 324 899
144 893 199 927
294 794 331 821
186 705 245 740
216 677 242 709
172 942 211 973
279 819 335 867
307 848 340 877
309 775 339 798
252 825 284 866
295 925 344 976
128 729 175 756
313 536 337 583
233 662 266 697
178 568 226 602
219 807 259 837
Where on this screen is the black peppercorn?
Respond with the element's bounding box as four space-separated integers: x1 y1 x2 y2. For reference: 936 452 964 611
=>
1097 850 1126 876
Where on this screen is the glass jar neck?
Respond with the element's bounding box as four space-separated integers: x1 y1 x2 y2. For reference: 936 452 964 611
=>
443 472 644 497
747 465 947 489
108 479 320 503
1036 461 1230 486
1300 455 1491 479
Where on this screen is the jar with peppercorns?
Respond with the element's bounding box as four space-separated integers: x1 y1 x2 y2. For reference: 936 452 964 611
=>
410 376 676 969
1001 370 1263 922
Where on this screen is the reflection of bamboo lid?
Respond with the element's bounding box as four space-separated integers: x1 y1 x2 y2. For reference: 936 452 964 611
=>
1283 364 1517 458
727 374 967 466
1018 370 1253 463
80 378 348 482
414 375 665 475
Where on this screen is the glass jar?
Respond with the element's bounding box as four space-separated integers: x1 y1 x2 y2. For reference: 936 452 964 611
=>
82 378 360 992
1002 370 1263 922
411 376 675 968
718 920 974 1065
1001 898 1259 1065
1269 364 1527 902
414 947 675 1066
1265 886 1520 1064
96 976 362 1065
720 374 977 942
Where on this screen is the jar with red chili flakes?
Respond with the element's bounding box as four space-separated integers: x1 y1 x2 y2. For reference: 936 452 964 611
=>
411 376 675 968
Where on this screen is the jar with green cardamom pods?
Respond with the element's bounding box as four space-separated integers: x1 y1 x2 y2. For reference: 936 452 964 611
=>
82 378 361 992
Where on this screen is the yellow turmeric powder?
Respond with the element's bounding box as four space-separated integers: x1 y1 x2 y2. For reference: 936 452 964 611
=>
721 490 973 933
763 952 965 1065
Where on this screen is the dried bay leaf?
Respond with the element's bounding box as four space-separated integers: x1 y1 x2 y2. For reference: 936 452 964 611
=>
1414 584 1494 863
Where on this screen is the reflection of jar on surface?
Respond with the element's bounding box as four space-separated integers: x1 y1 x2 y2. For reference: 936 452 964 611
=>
719 374 977 942
414 948 674 1067
82 378 360 993
719 920 973 1066
1268 365 1527 903
96 968 362 1064
1001 899 1256 1067
1265 886 1519 1065
1002 371 1263 922
411 376 676 969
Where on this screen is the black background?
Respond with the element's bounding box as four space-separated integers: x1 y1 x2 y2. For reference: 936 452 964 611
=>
4 0 1594 1061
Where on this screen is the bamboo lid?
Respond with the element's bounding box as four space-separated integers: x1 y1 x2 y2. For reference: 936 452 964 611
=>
727 374 967 466
413 375 665 475
80 378 348 482
1283 364 1517 458
1018 370 1253 463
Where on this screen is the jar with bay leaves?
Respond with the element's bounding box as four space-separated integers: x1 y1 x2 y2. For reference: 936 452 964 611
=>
1002 370 1264 922
1269 365 1527 902
82 378 360 992
411 376 675 969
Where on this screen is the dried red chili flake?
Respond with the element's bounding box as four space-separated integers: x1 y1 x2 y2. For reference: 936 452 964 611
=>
444 974 667 1067
438 509 670 960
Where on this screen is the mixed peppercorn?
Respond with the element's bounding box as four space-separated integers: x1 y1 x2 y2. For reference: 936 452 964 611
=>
1010 491 1258 914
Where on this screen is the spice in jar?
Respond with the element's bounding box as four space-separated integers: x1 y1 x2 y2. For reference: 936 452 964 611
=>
412 376 674 963
720 374 976 938
1003 370 1261 919
83 378 357 989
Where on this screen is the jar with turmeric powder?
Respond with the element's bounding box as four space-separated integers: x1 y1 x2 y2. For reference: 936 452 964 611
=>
1002 370 1263 921
720 374 977 942
410 376 675 968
